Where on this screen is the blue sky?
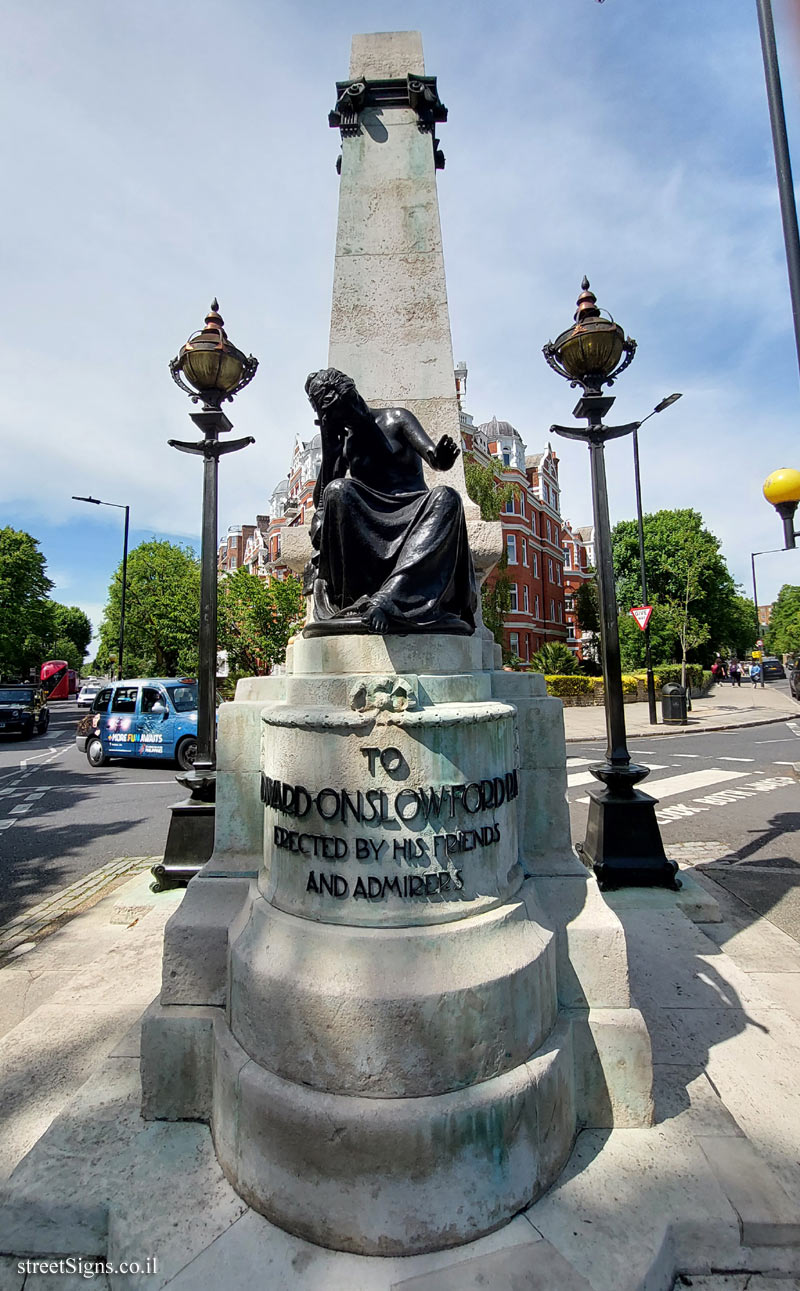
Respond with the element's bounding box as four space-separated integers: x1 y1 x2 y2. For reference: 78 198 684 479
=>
3 0 800 653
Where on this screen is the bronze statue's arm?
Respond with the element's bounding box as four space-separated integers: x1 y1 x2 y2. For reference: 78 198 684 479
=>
312 413 346 509
398 409 460 471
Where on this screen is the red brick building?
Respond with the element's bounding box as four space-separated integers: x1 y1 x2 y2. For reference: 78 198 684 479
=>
457 366 567 661
561 520 596 661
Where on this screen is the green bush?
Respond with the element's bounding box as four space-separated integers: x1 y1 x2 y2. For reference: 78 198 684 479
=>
545 674 593 698
652 663 704 690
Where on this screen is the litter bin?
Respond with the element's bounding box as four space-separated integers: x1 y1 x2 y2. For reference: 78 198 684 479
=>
661 682 687 726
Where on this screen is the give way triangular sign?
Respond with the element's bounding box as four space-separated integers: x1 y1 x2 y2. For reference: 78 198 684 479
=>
630 605 653 631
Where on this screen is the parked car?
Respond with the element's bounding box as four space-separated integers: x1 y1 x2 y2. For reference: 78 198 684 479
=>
0 685 50 738
761 655 786 680
76 678 199 769
77 681 103 708
790 663 800 701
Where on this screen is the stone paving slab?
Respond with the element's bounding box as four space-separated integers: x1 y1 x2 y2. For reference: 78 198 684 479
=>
0 858 159 959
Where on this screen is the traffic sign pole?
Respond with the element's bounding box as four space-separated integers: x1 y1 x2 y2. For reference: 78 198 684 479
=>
632 426 658 724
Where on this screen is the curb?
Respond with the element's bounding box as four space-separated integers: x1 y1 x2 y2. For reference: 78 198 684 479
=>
565 711 798 744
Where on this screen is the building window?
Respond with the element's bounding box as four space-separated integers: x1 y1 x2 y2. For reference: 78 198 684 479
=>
503 451 511 467
548 558 554 581
550 598 555 620
530 513 536 535
522 538 528 566
546 518 552 542
558 603 563 622
535 594 540 618
532 551 538 577
563 545 571 569
509 631 519 656
525 634 531 661
565 595 575 611
543 483 550 504
509 583 518 611
556 564 561 585
505 497 514 514
523 585 529 613
506 534 517 564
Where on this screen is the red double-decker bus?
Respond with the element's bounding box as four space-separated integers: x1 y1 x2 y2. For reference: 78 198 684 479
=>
41 660 70 700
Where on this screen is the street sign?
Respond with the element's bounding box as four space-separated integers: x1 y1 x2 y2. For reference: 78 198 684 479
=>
752 650 762 660
756 639 764 649
630 605 653 631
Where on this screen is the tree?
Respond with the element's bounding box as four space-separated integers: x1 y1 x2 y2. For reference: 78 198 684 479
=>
218 569 305 678
481 554 511 648
765 584 800 656
463 454 516 521
574 575 601 663
50 604 92 662
96 540 201 677
44 603 93 672
0 528 54 679
575 578 599 636
612 510 746 670
464 454 518 647
530 642 577 675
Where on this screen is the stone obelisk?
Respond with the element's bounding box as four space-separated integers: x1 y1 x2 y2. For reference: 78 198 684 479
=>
327 31 469 498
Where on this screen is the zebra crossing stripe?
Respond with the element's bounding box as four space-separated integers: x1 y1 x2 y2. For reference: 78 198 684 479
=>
576 767 748 805
568 765 668 790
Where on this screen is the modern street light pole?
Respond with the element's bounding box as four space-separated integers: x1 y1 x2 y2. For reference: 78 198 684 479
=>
630 394 682 725
756 0 800 384
543 279 678 891
750 547 784 688
72 495 130 679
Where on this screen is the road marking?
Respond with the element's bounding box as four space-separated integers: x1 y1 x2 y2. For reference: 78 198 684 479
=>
673 753 701 759
718 757 755 763
567 758 595 767
576 767 748 805
9 804 31 815
755 738 800 744
774 761 798 766
569 765 668 790
18 745 61 770
656 775 795 823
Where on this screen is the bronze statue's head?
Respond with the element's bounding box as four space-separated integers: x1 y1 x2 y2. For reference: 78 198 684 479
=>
305 368 372 424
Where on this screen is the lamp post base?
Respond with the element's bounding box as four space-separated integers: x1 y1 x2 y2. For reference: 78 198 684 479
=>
150 771 216 893
579 764 680 892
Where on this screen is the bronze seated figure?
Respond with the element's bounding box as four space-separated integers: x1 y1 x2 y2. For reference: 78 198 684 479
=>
303 368 477 636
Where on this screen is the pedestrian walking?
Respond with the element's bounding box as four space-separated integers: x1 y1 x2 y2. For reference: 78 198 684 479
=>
750 660 762 687
729 658 742 687
711 657 724 684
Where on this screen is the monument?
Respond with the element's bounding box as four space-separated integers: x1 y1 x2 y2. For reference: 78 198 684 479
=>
141 30 653 1256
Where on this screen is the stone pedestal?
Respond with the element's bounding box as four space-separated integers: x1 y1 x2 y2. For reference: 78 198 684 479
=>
142 634 654 1255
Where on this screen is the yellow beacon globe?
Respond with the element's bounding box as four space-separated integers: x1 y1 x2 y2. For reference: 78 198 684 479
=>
763 468 800 507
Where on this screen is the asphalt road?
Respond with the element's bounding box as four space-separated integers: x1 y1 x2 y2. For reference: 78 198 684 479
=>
568 713 800 942
0 698 181 924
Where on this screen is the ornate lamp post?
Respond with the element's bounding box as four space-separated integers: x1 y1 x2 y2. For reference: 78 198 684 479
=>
543 279 678 891
153 302 257 892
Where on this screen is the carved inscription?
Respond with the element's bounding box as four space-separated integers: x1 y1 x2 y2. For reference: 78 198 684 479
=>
260 745 518 903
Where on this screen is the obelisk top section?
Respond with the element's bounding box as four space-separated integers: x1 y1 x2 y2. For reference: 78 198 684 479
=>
349 30 424 78
328 31 471 500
